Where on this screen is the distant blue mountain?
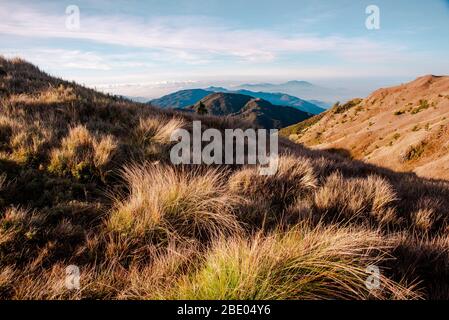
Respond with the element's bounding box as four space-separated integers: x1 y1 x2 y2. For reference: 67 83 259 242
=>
151 87 325 115
236 90 324 114
189 92 313 129
235 80 350 102
149 89 211 109
308 100 333 109
237 80 315 91
205 87 324 114
126 96 151 103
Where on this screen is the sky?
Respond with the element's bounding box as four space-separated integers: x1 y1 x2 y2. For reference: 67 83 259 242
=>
0 0 448 99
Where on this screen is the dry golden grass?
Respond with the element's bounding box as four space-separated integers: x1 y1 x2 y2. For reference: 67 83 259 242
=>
228 155 317 227
281 75 449 180
48 125 118 181
9 85 77 106
132 116 185 160
1 57 448 300
314 171 398 226
135 116 185 145
107 164 241 241
169 224 418 300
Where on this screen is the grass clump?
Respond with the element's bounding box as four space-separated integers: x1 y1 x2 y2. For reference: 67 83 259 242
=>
333 99 362 114
171 224 417 300
48 125 118 182
107 164 241 242
401 141 427 162
132 116 185 160
10 124 53 165
228 155 317 226
314 172 398 226
411 100 430 114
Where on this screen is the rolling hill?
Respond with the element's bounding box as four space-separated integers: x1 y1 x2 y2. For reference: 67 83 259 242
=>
281 75 449 180
190 92 313 129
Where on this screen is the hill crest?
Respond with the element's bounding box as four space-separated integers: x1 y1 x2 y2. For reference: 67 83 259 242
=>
281 75 449 179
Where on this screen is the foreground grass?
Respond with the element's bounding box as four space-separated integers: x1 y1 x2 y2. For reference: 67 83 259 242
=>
172 225 417 300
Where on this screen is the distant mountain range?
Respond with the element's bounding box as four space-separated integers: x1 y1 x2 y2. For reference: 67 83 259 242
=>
235 80 351 103
126 96 153 103
205 87 325 114
237 80 315 90
150 87 326 115
189 92 313 129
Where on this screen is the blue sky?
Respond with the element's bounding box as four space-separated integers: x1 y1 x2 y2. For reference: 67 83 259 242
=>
1 0 448 99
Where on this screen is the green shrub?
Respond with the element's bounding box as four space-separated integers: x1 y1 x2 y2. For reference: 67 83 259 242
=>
411 100 430 114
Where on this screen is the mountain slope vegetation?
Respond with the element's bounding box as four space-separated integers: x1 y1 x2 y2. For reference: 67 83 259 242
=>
0 57 448 299
190 92 313 129
281 75 449 180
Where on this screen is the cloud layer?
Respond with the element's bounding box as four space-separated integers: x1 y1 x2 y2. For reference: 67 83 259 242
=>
0 2 405 65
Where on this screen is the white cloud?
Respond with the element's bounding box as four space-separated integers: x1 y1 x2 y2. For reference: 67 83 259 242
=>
0 2 406 64
1 49 111 70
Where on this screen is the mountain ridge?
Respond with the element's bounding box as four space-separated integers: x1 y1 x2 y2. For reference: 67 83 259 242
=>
281 74 449 180
190 92 313 129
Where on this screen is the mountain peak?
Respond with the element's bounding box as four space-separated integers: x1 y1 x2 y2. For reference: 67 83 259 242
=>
190 92 312 128
408 74 448 88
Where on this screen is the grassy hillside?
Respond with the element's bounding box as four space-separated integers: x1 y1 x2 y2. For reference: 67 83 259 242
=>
0 57 448 299
281 76 449 180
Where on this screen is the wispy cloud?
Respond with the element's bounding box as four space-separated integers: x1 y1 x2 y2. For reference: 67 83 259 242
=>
2 48 112 70
0 2 405 64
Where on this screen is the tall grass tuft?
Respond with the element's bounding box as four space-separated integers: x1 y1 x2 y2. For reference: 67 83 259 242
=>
107 164 241 242
171 223 418 300
228 155 317 226
133 116 185 159
48 125 117 181
314 171 398 226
